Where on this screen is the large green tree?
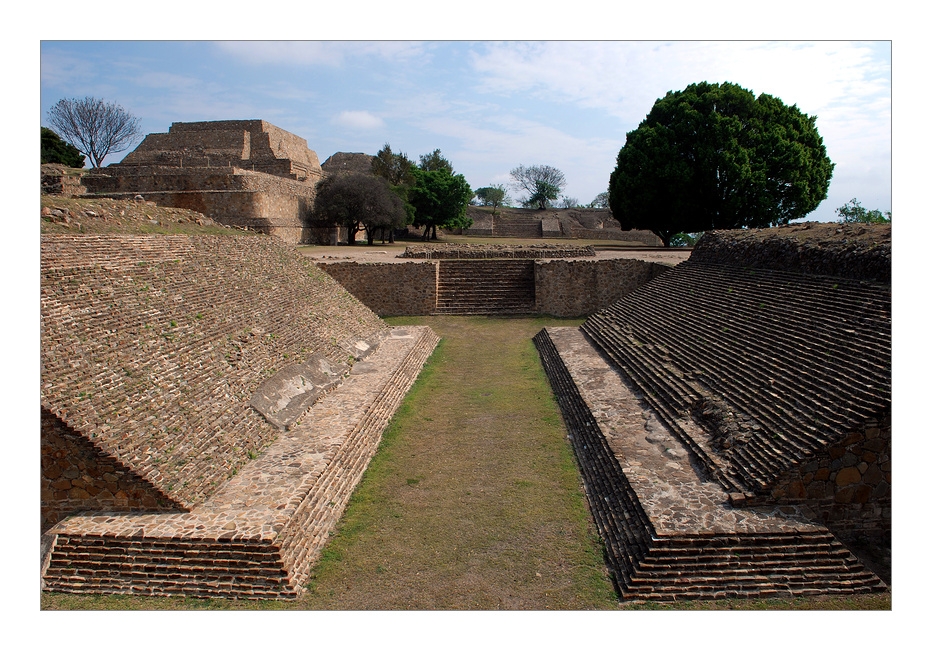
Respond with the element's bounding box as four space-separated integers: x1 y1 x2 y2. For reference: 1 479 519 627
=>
609 81 834 246
313 172 407 245
410 164 473 240
475 185 509 214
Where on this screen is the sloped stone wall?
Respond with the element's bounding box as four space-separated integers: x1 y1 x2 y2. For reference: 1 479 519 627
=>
691 224 891 283
41 234 387 519
41 409 178 532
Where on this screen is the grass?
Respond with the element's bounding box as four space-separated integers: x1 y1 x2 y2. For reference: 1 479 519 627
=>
40 316 891 611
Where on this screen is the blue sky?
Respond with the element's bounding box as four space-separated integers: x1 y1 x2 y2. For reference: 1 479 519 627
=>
39 40 891 223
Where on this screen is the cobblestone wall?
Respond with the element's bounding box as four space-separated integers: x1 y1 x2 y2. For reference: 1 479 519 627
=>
41 164 86 197
691 223 891 283
41 408 179 532
770 414 891 544
535 258 670 317
41 234 387 523
317 261 438 316
317 258 668 317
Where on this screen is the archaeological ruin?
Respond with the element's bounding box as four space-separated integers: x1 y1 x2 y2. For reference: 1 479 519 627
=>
41 233 438 597
535 223 891 599
41 118 891 603
81 120 324 244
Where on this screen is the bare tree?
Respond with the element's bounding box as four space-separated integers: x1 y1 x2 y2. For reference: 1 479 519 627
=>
47 97 142 168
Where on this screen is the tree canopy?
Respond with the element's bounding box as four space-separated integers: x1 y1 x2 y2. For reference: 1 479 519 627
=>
588 191 609 209
418 149 454 174
372 143 416 188
510 165 566 209
609 81 834 246
836 198 890 224
313 172 407 245
410 163 473 240
475 185 509 214
47 97 142 168
41 127 85 168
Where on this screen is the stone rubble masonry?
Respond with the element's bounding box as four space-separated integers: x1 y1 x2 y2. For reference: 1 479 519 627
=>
768 413 891 545
41 164 87 197
317 257 670 318
81 120 323 244
41 408 178 532
691 223 891 283
43 326 439 599
41 233 387 529
534 258 670 317
318 261 439 317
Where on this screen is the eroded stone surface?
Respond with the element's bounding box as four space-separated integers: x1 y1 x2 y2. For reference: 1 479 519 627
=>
547 327 820 537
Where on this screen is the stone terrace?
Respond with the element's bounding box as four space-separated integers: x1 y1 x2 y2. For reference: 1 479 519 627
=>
535 225 890 600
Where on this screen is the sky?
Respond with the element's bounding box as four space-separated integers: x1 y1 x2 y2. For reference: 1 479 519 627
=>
39 40 891 223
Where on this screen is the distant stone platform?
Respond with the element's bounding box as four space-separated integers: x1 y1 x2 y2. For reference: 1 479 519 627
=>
400 242 596 259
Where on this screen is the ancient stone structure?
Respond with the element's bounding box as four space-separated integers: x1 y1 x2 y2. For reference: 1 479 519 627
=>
41 233 438 598
320 152 375 175
41 164 87 197
400 243 596 259
461 206 663 245
535 224 891 600
81 120 323 243
318 256 669 318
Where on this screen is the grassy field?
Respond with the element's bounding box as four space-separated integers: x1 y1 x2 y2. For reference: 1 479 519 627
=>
41 316 891 611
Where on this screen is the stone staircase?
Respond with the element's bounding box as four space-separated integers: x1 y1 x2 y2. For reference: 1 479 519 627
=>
435 260 536 315
493 214 543 237
534 326 886 601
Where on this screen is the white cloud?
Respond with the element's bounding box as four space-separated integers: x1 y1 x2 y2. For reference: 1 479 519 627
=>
332 110 385 130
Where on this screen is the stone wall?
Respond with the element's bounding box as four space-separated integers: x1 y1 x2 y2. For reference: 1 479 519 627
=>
770 413 891 545
401 243 596 259
317 258 669 317
535 259 670 317
41 164 86 197
691 223 892 283
41 409 179 531
83 168 318 243
317 261 439 316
